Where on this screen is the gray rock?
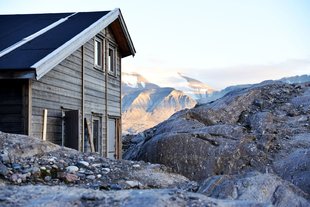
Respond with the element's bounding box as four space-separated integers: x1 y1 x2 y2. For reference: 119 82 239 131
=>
0 153 10 163
86 175 96 180
65 166 79 174
126 180 142 188
77 161 89 168
273 148 310 193
0 161 8 177
0 185 270 207
0 131 64 159
198 172 310 207
124 82 310 197
0 131 193 191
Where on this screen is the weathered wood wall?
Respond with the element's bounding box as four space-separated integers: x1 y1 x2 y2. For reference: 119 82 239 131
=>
31 48 83 145
30 26 122 156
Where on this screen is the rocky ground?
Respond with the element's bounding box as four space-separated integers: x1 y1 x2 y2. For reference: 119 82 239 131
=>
124 81 310 206
1 81 309 206
0 132 196 191
0 132 274 207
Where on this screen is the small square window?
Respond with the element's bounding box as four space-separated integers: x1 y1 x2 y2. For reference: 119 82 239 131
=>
108 47 115 74
94 38 102 68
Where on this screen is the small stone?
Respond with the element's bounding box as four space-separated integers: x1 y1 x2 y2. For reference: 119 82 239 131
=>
77 173 86 179
86 175 96 180
58 172 79 183
92 163 101 168
0 161 9 176
47 157 57 162
44 176 52 182
0 154 10 163
17 178 22 184
11 174 18 182
66 166 79 174
51 164 58 169
125 180 142 188
102 168 110 174
77 161 89 168
132 164 140 168
96 174 102 179
31 167 41 175
87 156 95 161
40 166 46 171
109 184 122 190
84 170 94 175
12 163 21 171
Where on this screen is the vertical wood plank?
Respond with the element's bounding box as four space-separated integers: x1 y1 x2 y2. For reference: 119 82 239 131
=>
81 45 85 152
85 118 95 152
28 80 32 136
42 109 48 141
105 37 109 157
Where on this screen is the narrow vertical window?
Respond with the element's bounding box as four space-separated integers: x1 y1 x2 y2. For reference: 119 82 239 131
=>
108 47 115 74
92 116 101 153
94 38 102 68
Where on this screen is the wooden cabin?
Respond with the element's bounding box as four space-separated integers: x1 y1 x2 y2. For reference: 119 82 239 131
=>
0 9 136 159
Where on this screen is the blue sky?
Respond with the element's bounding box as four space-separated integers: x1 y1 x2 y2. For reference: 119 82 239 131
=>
1 0 310 89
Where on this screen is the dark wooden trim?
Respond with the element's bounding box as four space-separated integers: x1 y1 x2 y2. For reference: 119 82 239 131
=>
119 57 122 159
105 38 109 157
28 79 32 135
0 70 36 79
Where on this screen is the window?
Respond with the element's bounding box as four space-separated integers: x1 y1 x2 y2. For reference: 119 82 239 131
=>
92 116 101 153
108 46 115 74
94 38 102 68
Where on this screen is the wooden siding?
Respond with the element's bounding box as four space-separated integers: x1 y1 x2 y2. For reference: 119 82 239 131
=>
83 35 106 155
0 80 27 134
31 48 83 145
106 27 121 117
30 25 122 157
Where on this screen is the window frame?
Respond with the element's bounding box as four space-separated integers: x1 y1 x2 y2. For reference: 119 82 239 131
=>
92 115 101 154
93 37 103 70
107 44 116 76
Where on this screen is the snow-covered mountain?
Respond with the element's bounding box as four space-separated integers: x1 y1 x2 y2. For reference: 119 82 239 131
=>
122 73 196 134
122 72 159 95
177 72 216 100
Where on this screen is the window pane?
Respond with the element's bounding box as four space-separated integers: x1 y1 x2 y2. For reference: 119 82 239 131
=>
93 119 99 152
94 40 102 67
108 48 114 72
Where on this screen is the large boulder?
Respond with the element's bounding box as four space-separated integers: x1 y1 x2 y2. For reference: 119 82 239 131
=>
198 171 310 207
124 82 310 196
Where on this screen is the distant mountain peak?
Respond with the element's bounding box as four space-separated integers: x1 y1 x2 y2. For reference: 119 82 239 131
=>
122 72 150 88
122 72 159 95
178 72 215 99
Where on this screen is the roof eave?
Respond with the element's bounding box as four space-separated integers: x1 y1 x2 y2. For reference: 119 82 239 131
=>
117 9 136 57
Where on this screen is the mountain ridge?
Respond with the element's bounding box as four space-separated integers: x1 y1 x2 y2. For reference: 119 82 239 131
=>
122 73 196 134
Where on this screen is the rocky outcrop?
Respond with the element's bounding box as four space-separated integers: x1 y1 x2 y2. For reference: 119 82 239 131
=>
0 185 269 207
124 82 310 200
0 132 274 207
198 171 309 206
0 131 195 191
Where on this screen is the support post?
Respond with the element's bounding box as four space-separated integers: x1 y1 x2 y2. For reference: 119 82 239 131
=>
42 109 48 141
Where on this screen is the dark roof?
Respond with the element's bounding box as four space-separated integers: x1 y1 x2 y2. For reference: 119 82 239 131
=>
0 10 135 79
0 11 109 70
